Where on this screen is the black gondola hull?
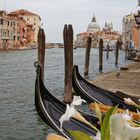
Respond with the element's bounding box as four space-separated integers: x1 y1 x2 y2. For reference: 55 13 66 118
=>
35 64 99 139
72 65 139 112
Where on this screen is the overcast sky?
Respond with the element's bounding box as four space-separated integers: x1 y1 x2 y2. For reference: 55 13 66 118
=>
0 0 138 43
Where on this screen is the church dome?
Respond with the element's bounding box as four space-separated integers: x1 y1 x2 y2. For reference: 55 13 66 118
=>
102 22 113 31
87 15 100 33
103 22 109 30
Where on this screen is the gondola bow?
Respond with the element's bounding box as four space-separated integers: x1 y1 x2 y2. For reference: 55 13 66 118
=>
34 63 99 139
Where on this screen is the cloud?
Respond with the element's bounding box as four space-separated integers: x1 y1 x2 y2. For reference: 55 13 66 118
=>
2 0 138 42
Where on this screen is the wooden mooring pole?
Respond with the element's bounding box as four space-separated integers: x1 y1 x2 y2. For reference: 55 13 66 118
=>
106 44 109 59
38 28 46 81
99 38 103 71
63 24 73 103
84 37 92 76
115 40 119 66
125 43 128 60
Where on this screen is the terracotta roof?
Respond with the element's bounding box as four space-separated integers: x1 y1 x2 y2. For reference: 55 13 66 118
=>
15 9 37 16
9 9 41 20
7 12 18 17
8 9 41 20
8 9 40 17
77 32 89 36
6 16 20 20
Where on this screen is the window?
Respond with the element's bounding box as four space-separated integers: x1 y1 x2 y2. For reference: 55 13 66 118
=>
13 35 16 41
11 31 13 37
3 31 6 37
13 27 15 34
0 19 3 25
13 21 15 26
17 36 20 41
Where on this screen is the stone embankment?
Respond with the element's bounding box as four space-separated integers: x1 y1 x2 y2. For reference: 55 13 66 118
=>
91 62 140 97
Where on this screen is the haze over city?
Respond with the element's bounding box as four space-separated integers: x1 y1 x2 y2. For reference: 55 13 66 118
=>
0 0 138 42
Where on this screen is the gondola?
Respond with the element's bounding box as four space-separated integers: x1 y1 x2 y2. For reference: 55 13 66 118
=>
72 65 140 112
34 62 99 139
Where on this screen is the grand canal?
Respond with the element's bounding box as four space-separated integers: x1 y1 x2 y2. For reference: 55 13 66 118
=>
0 48 132 140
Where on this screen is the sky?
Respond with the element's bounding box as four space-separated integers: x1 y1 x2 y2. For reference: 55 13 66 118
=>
0 0 139 43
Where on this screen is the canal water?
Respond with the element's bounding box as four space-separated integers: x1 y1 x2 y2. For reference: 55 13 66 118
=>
0 48 132 140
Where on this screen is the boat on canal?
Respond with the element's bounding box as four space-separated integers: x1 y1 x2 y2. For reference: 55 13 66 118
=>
72 65 140 112
34 62 99 139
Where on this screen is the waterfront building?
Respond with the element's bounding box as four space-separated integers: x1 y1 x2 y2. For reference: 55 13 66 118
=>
0 10 19 50
8 9 41 43
17 18 27 47
7 16 19 49
75 15 100 48
102 22 113 32
8 11 35 48
0 9 41 50
75 32 91 48
87 15 100 33
26 24 34 45
75 15 120 48
122 13 138 49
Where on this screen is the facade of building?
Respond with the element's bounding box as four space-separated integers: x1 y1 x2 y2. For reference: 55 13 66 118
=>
0 9 41 50
75 32 91 48
75 15 120 48
0 10 19 49
26 24 34 44
122 13 138 49
17 18 27 47
8 9 41 43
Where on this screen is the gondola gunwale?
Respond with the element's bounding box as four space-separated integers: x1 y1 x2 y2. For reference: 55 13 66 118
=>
72 66 102 104
36 64 99 124
72 65 139 112
73 71 103 104
35 64 69 139
72 65 121 105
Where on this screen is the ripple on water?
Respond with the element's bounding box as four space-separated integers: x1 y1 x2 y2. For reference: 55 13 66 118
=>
0 49 132 140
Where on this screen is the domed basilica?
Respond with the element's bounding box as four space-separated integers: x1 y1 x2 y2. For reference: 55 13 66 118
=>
87 15 100 33
75 15 120 48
